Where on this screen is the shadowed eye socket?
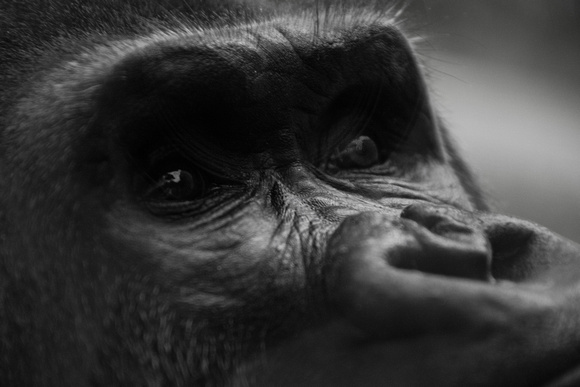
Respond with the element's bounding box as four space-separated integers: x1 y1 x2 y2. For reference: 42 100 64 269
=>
318 85 416 174
320 110 404 173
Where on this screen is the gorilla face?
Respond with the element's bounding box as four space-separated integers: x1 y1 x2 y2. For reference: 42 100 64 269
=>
1 1 580 386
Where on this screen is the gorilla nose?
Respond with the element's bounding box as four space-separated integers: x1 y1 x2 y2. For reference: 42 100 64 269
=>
325 204 493 283
323 204 496 338
398 203 492 281
479 212 580 285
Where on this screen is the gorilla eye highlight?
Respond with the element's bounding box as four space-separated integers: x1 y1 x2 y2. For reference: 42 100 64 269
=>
135 147 211 203
145 169 205 201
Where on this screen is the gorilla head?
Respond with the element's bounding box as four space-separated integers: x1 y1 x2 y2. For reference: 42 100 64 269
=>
1 1 580 386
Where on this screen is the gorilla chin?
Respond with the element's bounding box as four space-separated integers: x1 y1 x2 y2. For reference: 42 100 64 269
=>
1 1 580 386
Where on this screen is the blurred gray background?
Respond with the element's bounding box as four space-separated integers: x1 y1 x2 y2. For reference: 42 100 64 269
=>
406 0 580 242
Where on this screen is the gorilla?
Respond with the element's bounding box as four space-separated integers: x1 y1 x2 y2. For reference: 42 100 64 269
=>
1 0 580 386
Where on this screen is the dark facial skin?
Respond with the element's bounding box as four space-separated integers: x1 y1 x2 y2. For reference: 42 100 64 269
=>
1 1 580 386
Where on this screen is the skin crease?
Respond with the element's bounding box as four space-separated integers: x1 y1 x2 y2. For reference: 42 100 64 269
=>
1 0 580 386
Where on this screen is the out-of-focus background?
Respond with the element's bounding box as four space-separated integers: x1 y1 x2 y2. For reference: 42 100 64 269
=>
405 0 580 242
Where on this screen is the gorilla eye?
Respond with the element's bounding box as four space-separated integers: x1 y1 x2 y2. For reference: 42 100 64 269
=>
134 148 212 203
328 135 379 169
145 169 206 201
319 86 411 173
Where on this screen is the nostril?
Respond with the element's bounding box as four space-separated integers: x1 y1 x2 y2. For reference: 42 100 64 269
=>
478 214 538 281
484 219 534 261
479 213 580 284
400 203 493 281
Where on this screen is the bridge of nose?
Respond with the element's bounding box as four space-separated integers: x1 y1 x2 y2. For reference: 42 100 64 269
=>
273 163 405 224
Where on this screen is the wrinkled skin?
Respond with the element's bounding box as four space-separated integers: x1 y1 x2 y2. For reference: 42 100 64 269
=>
1 1 580 386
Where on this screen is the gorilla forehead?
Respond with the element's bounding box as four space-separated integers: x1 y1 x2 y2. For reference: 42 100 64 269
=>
99 14 419 157
3 10 418 172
